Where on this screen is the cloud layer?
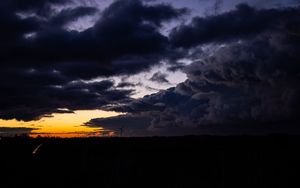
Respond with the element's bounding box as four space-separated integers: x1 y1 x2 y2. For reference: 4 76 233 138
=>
86 4 300 135
0 0 186 121
0 0 300 135
0 127 37 136
170 3 300 48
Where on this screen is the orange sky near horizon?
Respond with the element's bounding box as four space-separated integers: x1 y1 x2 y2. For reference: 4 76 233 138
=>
0 110 121 138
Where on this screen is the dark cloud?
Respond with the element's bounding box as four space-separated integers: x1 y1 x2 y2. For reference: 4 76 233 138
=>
150 71 170 83
49 6 98 27
0 7 39 42
86 114 152 136
0 76 133 121
102 0 188 27
2 0 68 12
167 62 186 72
0 127 38 136
117 82 136 88
0 0 186 121
1 0 186 70
1 0 300 136
87 25 300 135
170 3 300 48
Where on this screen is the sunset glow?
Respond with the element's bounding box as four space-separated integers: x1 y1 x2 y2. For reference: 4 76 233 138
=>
0 0 299 137
0 110 120 138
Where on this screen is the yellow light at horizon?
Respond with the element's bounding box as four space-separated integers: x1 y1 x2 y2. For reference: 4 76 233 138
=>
0 110 121 137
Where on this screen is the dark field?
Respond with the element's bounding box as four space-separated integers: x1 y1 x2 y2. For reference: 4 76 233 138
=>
0 135 299 188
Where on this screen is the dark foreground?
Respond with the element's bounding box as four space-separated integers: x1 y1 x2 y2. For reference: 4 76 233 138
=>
0 135 299 188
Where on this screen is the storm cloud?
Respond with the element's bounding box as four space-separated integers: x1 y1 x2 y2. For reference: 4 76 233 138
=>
1 0 300 135
1 0 186 68
87 6 300 135
0 0 186 121
170 4 300 48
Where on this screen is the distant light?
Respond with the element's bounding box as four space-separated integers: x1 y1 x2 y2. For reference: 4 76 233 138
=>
32 144 43 155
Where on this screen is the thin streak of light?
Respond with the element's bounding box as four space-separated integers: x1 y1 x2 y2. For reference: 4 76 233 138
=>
32 144 43 155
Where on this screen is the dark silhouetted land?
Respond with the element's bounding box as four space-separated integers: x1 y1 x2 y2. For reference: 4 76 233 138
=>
0 135 299 188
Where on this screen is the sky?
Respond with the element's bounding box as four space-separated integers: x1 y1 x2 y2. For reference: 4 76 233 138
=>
0 0 300 137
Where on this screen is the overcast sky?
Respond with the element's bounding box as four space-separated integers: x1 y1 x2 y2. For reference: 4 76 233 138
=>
0 0 300 136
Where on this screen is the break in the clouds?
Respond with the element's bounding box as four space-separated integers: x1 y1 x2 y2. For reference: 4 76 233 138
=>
0 0 300 135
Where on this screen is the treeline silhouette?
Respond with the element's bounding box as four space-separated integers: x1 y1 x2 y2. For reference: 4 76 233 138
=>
0 135 299 188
